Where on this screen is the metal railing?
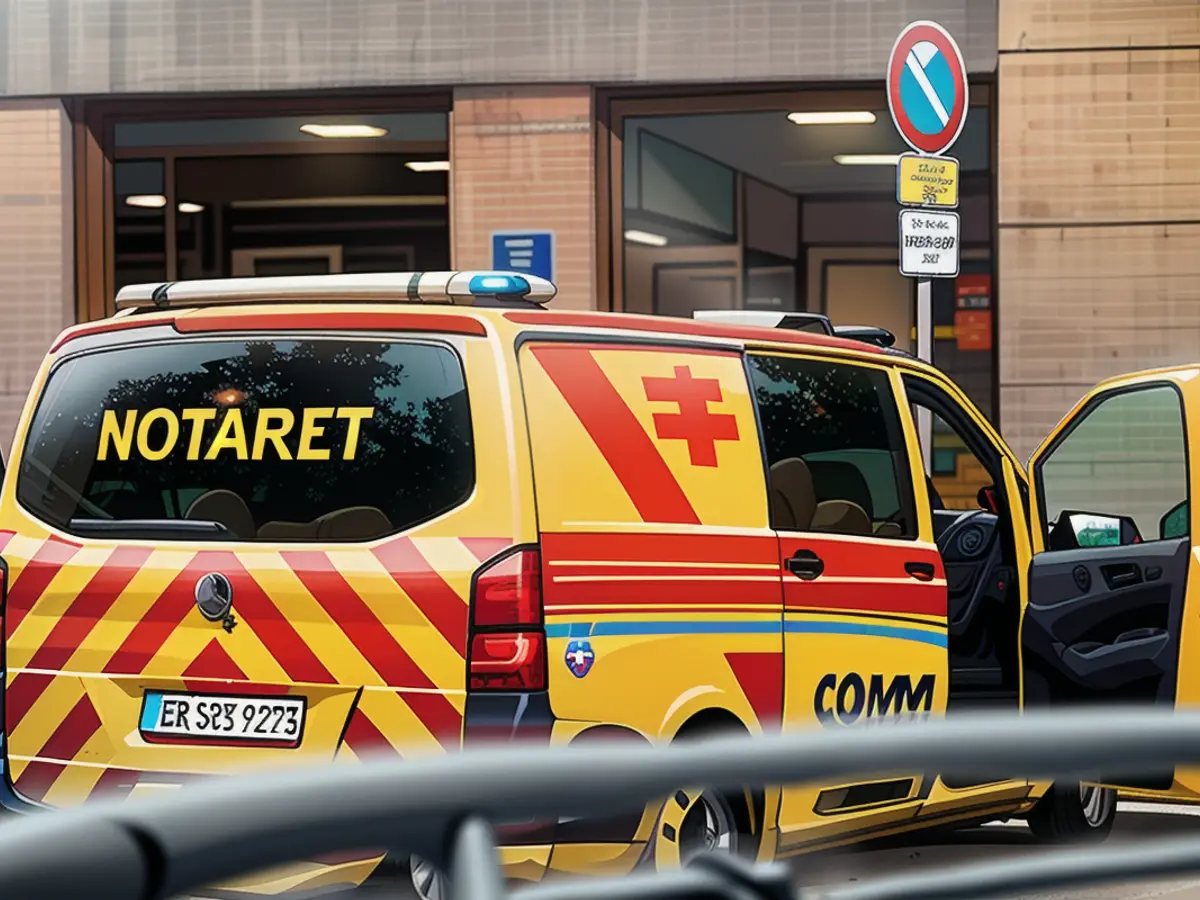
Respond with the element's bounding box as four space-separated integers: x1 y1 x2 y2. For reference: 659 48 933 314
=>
4 707 1200 900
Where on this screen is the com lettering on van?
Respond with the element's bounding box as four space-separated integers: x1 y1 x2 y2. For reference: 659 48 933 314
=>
96 406 376 462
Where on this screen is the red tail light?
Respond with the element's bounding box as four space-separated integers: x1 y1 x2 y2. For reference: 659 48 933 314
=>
472 548 542 628
468 547 546 692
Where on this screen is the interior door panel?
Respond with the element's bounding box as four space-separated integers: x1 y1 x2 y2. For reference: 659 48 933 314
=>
1022 537 1189 788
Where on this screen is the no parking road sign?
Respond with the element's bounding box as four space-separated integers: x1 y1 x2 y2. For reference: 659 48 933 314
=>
887 20 968 157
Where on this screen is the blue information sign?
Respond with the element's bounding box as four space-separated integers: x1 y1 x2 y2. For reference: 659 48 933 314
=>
491 231 555 283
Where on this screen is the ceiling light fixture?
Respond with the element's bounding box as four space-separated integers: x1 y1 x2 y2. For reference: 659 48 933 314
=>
833 154 901 166
177 202 205 214
624 229 668 247
788 111 877 125
405 160 451 172
125 194 167 209
299 123 389 139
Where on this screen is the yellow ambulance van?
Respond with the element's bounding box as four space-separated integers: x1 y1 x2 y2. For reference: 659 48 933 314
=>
1 270 1188 896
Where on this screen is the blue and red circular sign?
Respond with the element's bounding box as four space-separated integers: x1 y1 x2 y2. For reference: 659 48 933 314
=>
887 20 968 156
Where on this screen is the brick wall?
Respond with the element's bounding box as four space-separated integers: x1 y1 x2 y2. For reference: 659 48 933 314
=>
450 87 596 311
997 0 1200 461
0 100 73 459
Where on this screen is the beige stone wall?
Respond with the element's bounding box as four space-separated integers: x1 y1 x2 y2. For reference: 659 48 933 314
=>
0 100 73 460
450 87 596 311
997 0 1200 460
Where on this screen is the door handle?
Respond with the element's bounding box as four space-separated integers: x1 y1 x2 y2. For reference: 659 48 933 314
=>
1101 562 1143 591
786 550 825 581
904 561 937 582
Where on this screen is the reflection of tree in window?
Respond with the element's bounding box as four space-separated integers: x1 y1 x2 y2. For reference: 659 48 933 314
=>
19 340 474 537
751 356 893 459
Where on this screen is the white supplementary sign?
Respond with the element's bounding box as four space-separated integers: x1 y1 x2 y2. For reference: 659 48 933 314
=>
898 209 960 278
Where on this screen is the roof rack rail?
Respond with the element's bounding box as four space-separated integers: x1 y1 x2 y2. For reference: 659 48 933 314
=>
692 310 836 335
114 271 557 312
692 310 904 352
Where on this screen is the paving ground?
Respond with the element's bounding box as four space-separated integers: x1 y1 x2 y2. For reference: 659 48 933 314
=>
791 802 1200 898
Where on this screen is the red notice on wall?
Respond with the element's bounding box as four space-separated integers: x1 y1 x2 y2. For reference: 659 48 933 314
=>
955 274 992 351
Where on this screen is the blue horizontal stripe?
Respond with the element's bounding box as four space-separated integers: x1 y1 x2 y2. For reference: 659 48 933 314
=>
784 620 946 648
545 620 945 648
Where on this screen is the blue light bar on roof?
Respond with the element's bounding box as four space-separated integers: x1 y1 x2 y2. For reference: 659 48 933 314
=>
468 273 531 296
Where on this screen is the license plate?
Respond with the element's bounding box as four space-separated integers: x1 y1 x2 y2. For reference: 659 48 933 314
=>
139 691 306 748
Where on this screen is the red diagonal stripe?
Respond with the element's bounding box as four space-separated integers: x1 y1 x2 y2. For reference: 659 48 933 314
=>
12 761 64 802
212 552 335 684
183 638 246 681
87 766 139 802
103 552 203 674
341 709 400 758
30 545 155 672
531 344 699 524
4 672 54 734
35 693 102 762
284 551 461 743
0 529 15 554
371 538 467 657
5 538 82 637
460 538 512 564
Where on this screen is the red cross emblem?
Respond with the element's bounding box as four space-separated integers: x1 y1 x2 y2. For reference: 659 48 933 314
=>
641 366 739 467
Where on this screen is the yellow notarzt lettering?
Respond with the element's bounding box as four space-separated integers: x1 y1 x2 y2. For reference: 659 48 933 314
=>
336 407 375 460
205 408 249 460
135 409 181 461
181 408 218 460
97 410 138 461
252 408 296 461
297 408 334 460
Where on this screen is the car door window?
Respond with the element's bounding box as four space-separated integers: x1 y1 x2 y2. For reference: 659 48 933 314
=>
747 354 916 538
1037 384 1188 547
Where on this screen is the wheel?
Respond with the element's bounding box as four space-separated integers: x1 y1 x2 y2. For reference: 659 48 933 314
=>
1026 782 1116 843
651 784 760 870
409 855 449 900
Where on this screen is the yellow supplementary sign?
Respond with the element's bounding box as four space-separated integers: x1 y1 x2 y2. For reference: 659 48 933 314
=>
96 406 376 462
897 153 959 208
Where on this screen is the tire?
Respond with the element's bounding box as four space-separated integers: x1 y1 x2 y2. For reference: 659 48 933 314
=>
651 725 762 870
1026 782 1116 844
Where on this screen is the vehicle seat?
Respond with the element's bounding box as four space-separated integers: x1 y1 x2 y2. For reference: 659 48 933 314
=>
875 521 904 538
257 520 320 541
807 460 874 519
769 458 818 531
315 506 393 541
811 500 873 535
184 489 256 539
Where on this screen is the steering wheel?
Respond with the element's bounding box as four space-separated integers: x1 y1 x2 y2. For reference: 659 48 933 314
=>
937 509 1001 637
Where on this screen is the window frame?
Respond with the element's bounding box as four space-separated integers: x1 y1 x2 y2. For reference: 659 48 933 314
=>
1032 380 1191 547
745 350 919 540
15 330 477 544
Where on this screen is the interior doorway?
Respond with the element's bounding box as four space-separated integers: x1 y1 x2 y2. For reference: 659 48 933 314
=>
72 94 451 321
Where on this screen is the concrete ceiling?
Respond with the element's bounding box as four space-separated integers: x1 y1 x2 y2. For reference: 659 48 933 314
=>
625 108 989 196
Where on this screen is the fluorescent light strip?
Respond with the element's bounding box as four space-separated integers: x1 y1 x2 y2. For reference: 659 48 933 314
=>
833 154 901 166
405 160 450 172
177 202 205 214
788 111 877 125
299 123 389 139
625 229 668 247
125 194 167 209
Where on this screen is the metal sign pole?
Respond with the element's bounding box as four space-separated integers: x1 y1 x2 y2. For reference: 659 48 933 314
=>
916 278 934 474
888 19 969 481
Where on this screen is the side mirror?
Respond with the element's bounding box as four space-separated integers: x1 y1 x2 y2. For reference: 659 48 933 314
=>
977 485 999 514
1059 511 1142 549
1160 501 1188 540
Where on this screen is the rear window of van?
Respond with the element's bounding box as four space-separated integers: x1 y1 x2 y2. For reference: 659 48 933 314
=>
17 338 473 542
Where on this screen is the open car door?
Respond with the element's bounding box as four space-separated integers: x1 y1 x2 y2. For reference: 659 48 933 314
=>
1024 370 1195 791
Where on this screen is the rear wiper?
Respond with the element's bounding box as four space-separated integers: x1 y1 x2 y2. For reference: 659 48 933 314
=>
68 518 233 540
